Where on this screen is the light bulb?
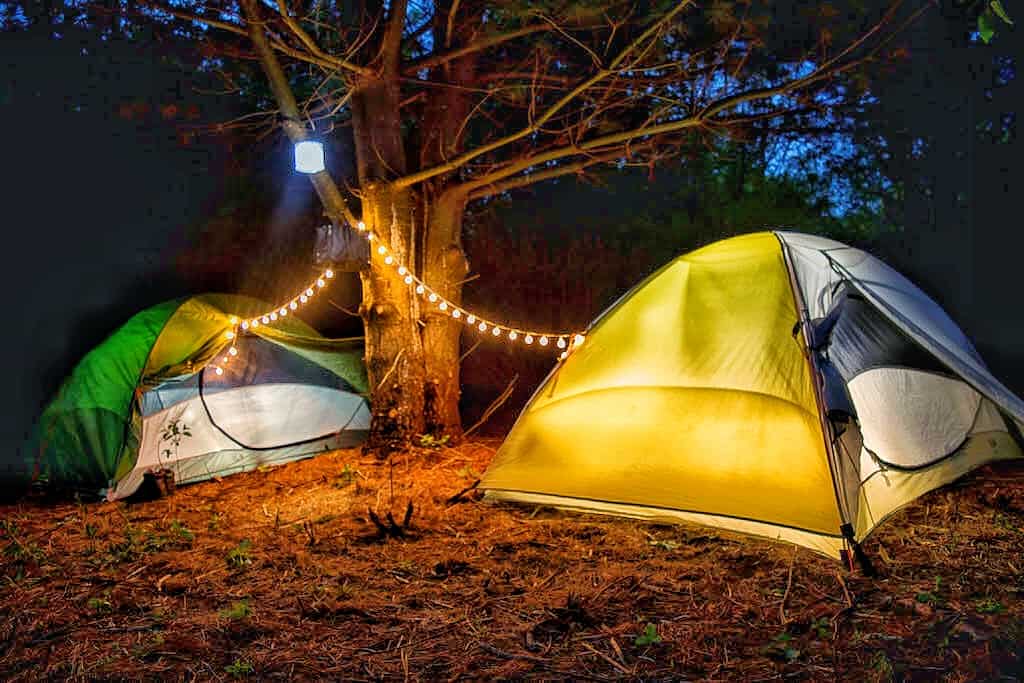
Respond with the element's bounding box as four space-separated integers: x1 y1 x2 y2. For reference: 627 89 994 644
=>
300 295 308 303
439 301 448 311
428 293 438 303
367 233 374 241
404 275 413 285
290 301 298 310
508 331 518 341
261 316 270 324
398 266 407 276
377 245 386 255
557 337 566 349
467 315 476 324
525 335 534 344
325 269 334 278
416 284 425 295
384 256 394 265
251 320 260 328
280 308 288 316
229 347 238 356
358 221 366 230
478 322 487 332
452 310 461 319
228 316 239 325
225 331 235 340
317 278 326 288
241 321 250 330
270 312 278 321
574 334 586 346
539 336 549 346
492 327 501 337
559 351 568 360
306 288 314 297
215 367 224 376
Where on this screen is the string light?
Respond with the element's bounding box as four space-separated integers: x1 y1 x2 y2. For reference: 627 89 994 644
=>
227 219 585 360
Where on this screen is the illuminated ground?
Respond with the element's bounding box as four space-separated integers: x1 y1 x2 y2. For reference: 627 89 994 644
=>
2 440 1023 680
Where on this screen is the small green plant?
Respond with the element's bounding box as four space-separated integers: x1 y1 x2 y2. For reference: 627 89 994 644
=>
915 591 938 605
225 658 254 678
333 463 359 488
647 538 679 551
418 433 450 449
811 617 832 640
219 599 251 620
208 511 223 531
226 539 253 569
635 622 662 647
976 598 1005 614
169 520 194 544
84 522 99 539
87 595 112 614
868 650 895 681
762 632 800 662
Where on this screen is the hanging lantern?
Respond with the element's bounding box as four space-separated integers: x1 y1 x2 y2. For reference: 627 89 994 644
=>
294 140 326 174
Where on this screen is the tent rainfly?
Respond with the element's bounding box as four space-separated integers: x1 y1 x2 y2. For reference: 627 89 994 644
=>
31 294 370 500
480 232 1024 565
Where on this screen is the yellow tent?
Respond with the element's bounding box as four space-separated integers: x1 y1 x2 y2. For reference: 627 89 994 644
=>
480 232 1024 564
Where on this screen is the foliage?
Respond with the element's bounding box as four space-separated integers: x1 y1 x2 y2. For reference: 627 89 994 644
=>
635 622 662 647
225 659 254 677
226 539 253 569
418 434 450 450
219 599 251 620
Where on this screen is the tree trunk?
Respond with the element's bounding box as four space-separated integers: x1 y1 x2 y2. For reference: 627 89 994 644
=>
358 183 426 452
421 189 470 439
350 77 425 453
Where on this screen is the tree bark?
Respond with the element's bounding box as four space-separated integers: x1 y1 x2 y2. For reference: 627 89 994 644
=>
421 189 470 439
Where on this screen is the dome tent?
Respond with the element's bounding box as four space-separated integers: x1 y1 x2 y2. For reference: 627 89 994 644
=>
480 232 1024 563
31 293 369 500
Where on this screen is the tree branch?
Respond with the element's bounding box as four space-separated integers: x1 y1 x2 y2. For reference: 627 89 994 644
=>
271 0 373 76
468 147 644 200
382 0 409 77
393 0 697 188
403 24 552 74
239 0 360 227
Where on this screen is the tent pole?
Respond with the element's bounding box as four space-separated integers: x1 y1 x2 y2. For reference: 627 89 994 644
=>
841 523 876 577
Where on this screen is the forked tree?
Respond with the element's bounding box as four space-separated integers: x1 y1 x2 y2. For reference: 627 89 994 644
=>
140 0 923 451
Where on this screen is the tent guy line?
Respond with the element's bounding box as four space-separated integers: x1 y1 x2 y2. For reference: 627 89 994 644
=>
225 220 586 363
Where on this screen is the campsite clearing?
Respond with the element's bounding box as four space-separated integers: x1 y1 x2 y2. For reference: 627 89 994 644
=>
2 439 1023 680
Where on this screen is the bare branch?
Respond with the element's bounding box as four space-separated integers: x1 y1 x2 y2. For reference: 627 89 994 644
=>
403 24 552 74
393 0 697 188
271 0 373 76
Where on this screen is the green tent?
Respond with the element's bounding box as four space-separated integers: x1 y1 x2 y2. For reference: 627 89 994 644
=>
30 293 369 499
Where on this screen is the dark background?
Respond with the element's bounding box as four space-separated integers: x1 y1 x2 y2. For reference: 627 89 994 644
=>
1 6 1020 480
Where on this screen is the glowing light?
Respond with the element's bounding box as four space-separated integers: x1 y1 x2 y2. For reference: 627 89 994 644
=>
539 336 549 346
428 293 438 303
252 320 260 328
478 322 488 332
377 245 387 255
439 301 448 311
228 316 239 325
294 140 325 174
224 331 236 340
467 314 476 324
574 334 586 346
300 295 308 303
508 331 518 341
270 312 278 321
492 327 501 337
525 335 534 345
262 316 270 324
404 275 413 285
214 366 224 376
384 256 394 265
416 284 425 295
279 308 288 316
398 266 407 276
317 278 326 288
559 351 568 360
325 269 334 278
290 301 298 310
557 337 566 349
241 321 250 330
306 288 314 297
452 310 461 319
228 347 238 356
357 221 366 230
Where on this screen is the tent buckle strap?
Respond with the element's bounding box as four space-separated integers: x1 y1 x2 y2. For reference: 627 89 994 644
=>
840 523 876 578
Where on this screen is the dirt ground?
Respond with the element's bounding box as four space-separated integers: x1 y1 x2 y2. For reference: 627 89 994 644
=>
2 439 1024 681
